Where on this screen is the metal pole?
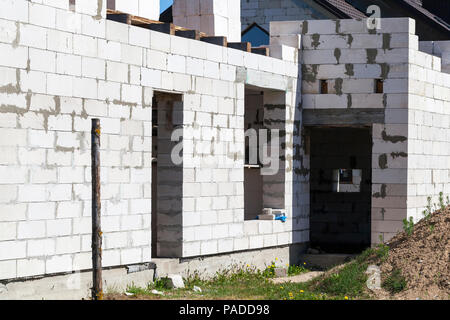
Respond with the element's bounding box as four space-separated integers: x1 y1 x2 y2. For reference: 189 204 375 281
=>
91 118 103 300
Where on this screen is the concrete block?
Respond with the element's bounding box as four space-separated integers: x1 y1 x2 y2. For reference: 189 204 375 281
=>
82 57 105 80
29 2 56 28
47 29 73 54
73 34 97 58
56 8 82 34
0 0 29 23
0 43 28 69
129 25 150 48
46 254 72 274
81 13 105 38
0 222 16 241
20 23 48 50
47 73 73 97
18 221 46 239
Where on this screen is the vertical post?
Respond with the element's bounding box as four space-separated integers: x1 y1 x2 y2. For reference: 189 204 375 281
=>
91 119 103 300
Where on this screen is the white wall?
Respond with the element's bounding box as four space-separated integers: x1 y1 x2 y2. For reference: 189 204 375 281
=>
0 0 300 281
111 0 160 21
173 0 241 42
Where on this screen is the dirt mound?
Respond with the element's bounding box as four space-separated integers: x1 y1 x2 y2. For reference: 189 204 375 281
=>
375 206 450 300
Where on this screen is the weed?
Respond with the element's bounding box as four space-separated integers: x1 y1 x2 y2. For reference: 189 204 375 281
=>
429 224 435 233
422 196 432 220
314 261 369 298
382 269 407 294
402 216 414 236
438 192 446 211
288 264 309 276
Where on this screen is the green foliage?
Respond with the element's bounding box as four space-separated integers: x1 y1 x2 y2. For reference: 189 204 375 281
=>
153 277 172 290
288 264 309 276
314 261 369 298
438 192 446 211
382 269 407 294
422 196 432 220
402 216 415 236
429 224 435 233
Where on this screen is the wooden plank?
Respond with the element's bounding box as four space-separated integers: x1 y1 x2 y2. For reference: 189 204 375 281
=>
175 29 201 40
200 36 228 46
144 23 176 35
227 42 251 52
251 47 270 56
107 13 131 24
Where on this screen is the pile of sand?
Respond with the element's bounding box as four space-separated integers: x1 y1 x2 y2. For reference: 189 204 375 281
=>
375 206 450 300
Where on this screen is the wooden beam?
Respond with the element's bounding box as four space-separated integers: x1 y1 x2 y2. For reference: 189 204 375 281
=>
175 29 201 40
228 42 251 52
251 47 270 56
107 13 131 24
200 36 228 47
145 23 176 35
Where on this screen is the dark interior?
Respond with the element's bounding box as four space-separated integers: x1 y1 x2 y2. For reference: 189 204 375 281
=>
309 127 372 253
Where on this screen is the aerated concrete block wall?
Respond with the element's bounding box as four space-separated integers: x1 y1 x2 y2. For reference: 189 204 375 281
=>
109 0 160 21
173 0 241 42
0 0 302 281
270 18 435 244
407 46 450 223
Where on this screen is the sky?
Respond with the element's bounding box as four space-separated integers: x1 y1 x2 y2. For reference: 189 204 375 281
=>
160 0 173 12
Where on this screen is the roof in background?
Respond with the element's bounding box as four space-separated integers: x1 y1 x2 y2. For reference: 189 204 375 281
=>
401 0 450 31
314 0 367 19
159 0 449 37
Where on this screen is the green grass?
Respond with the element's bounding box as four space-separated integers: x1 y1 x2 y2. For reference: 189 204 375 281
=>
112 244 393 300
382 269 407 294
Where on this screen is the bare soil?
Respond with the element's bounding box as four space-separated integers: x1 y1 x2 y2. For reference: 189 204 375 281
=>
373 206 450 300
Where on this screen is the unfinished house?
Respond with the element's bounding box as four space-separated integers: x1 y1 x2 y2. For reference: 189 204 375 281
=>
0 0 449 299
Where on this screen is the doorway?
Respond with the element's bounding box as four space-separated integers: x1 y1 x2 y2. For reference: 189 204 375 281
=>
309 127 372 253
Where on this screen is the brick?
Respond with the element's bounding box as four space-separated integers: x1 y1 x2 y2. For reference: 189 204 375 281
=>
0 203 26 222
0 240 26 260
81 13 105 38
29 2 56 28
17 258 45 278
73 77 98 99
0 222 16 241
19 23 47 49
48 114 72 131
46 254 72 273
73 34 97 57
47 74 73 96
55 235 81 254
0 43 28 69
47 29 73 54
18 221 46 239
56 8 82 33
46 219 72 237
0 260 16 280
129 25 150 48
106 20 129 43
0 0 29 23
20 70 47 94
28 202 56 220
120 247 142 265
55 53 81 76
0 185 17 203
167 54 186 73
121 44 142 65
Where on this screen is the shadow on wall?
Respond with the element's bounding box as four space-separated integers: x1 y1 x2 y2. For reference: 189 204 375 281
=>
289 60 308 265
